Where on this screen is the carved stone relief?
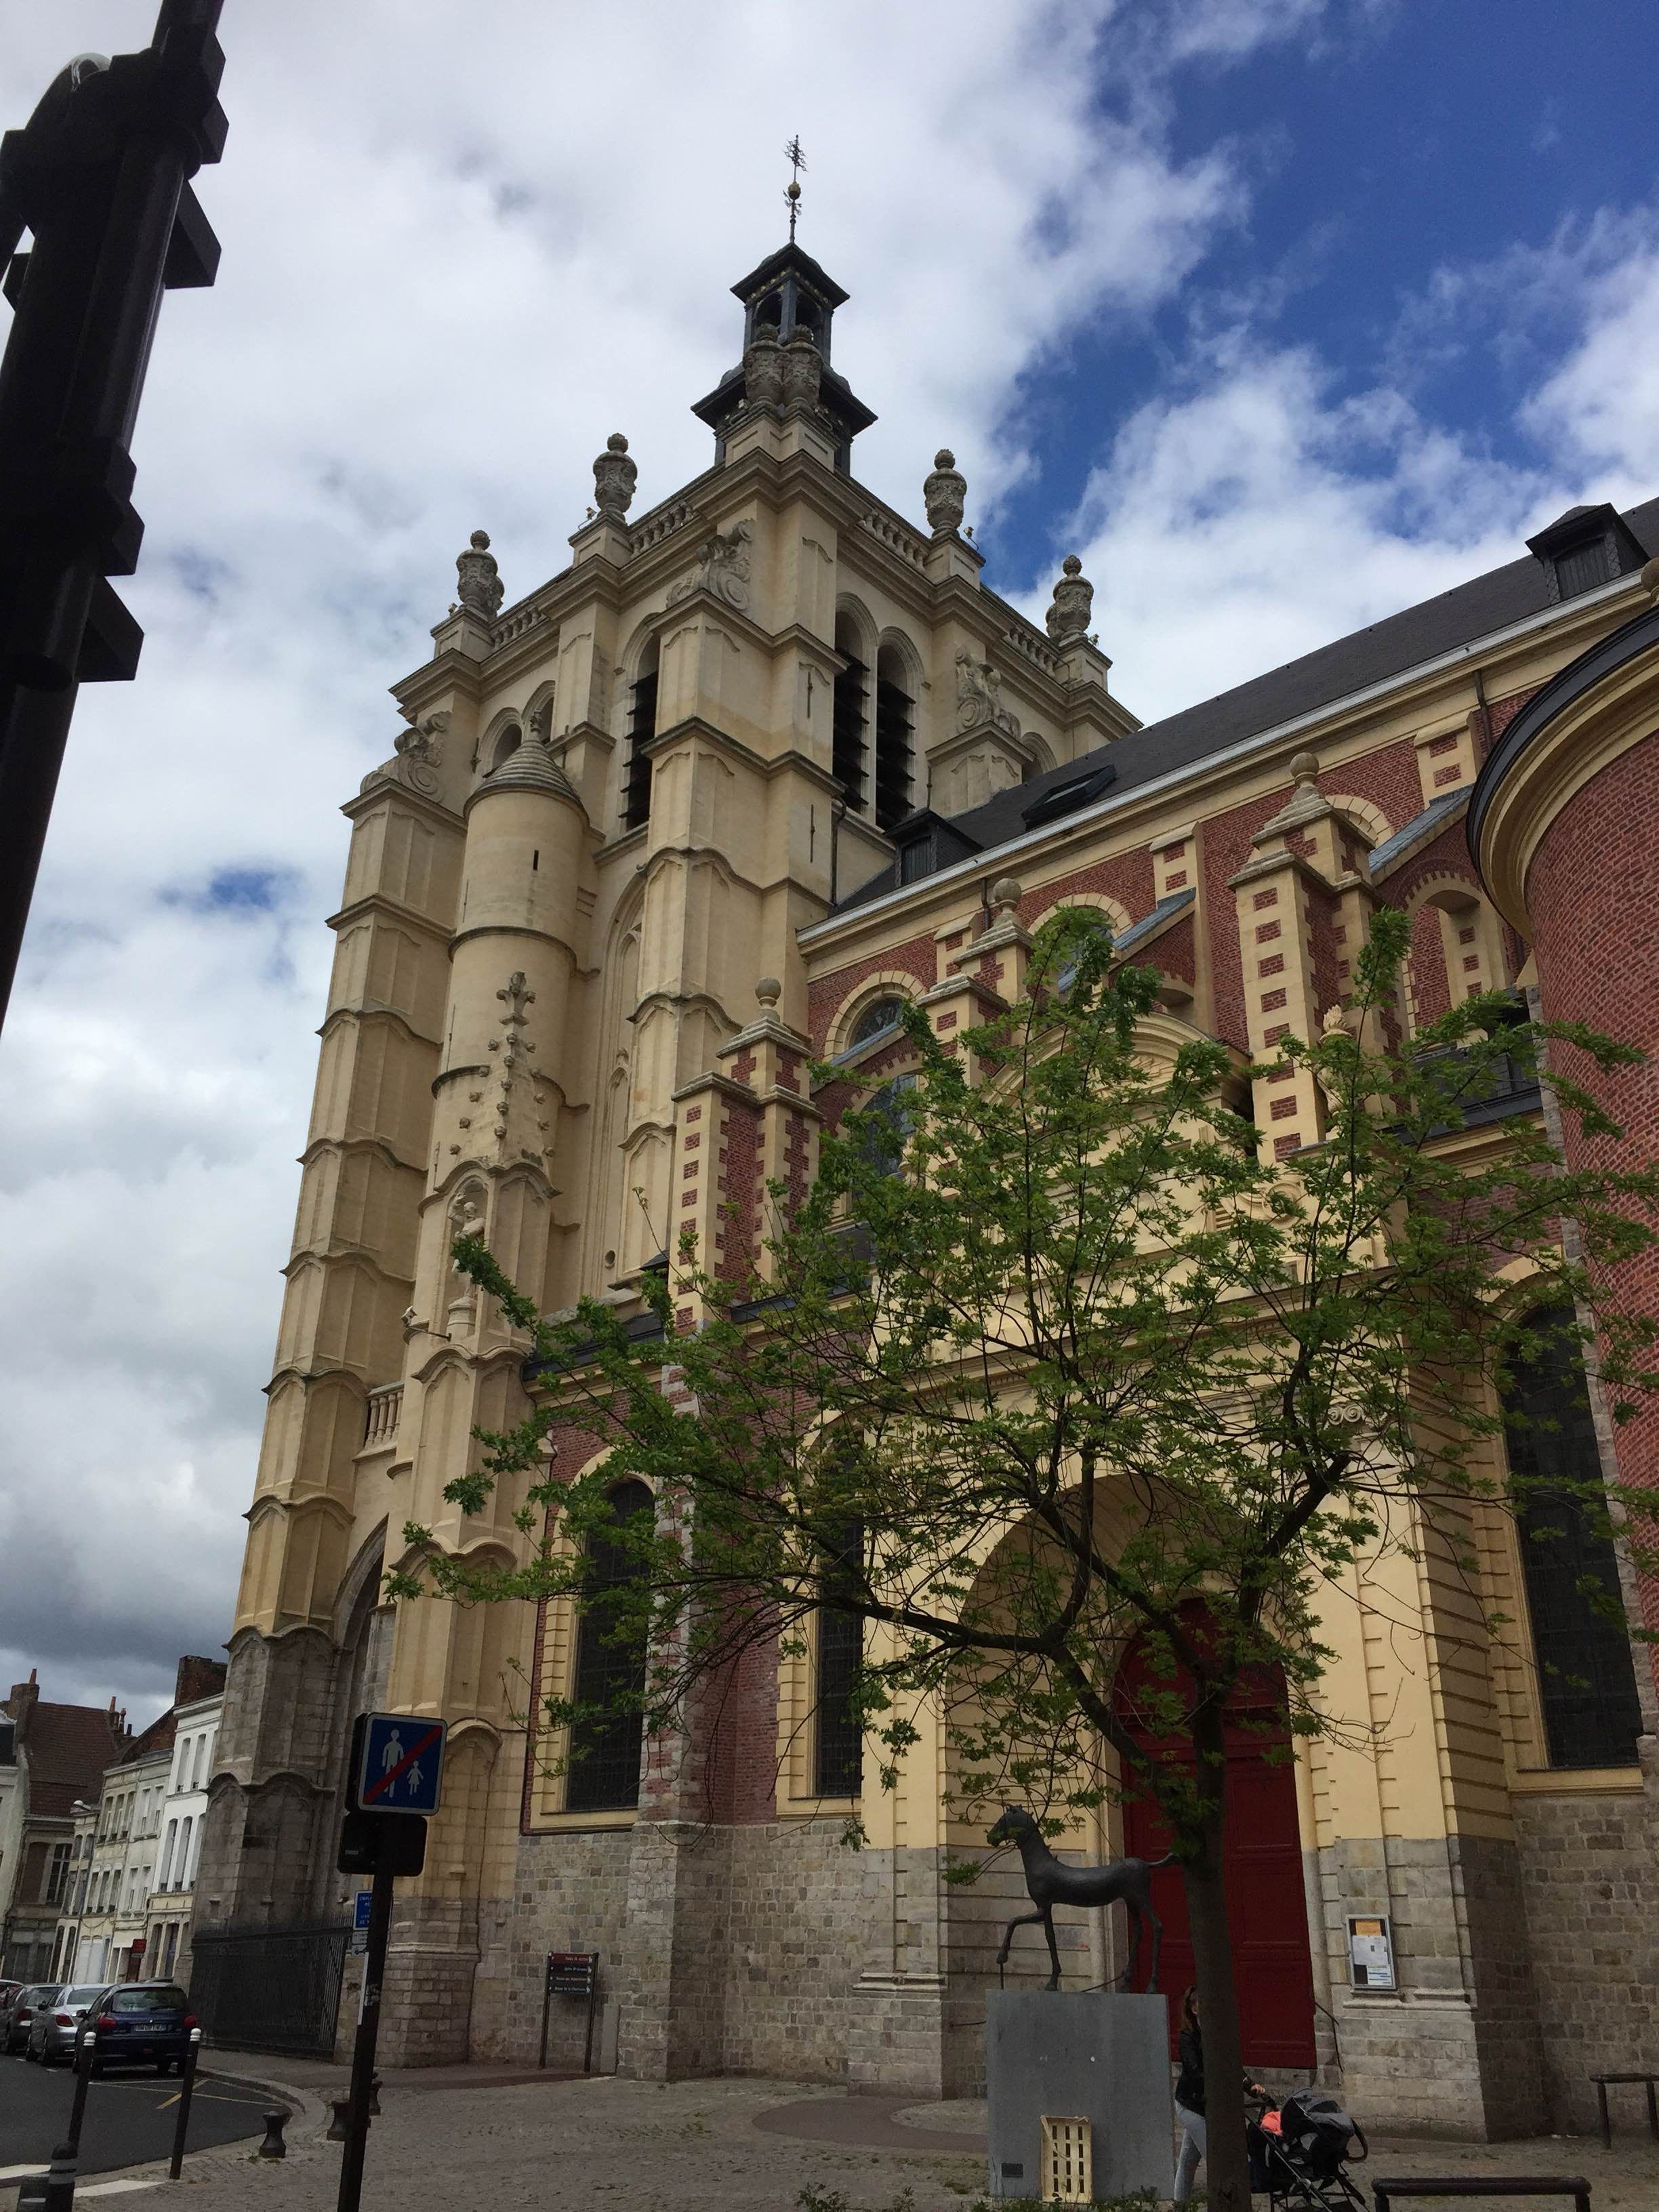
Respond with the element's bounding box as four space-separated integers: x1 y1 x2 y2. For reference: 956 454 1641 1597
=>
668 520 754 611
955 649 1021 737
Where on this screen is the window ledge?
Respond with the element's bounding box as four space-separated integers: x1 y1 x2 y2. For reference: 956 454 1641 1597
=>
1508 1764 1643 1795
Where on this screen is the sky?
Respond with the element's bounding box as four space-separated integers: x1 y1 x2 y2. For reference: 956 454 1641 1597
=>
2 0 1658 1727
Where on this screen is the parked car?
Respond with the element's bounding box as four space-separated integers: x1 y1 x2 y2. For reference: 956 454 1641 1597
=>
28 1982 110 2066
83 1982 196 2076
3 1983 60 2056
0 1980 21 2024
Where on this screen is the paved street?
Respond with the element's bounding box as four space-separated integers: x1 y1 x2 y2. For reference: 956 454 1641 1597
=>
0 2052 271 2181
7 2066 1647 2212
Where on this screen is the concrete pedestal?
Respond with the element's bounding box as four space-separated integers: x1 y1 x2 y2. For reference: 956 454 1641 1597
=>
985 1990 1172 2203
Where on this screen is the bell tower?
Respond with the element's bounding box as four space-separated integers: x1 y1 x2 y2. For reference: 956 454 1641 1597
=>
691 242 876 472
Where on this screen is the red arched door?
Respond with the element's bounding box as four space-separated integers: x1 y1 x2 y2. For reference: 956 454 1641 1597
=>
1115 1637 1315 2070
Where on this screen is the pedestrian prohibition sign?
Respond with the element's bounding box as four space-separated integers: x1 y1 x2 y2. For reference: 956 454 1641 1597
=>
350 1711 447 1815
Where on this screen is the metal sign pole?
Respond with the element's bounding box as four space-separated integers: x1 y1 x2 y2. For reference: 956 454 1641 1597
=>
167 2026 202 2179
335 1859 394 2212
65 2024 96 2156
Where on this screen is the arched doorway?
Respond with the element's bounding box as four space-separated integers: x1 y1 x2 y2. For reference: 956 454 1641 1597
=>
1115 1636 1315 2070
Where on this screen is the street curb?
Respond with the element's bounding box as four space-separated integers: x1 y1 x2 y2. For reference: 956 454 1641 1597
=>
0 2070 329 2200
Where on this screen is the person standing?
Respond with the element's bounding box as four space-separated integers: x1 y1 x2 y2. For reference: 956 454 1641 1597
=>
1173 1986 1264 2205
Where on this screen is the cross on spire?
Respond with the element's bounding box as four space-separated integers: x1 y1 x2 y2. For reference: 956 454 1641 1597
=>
783 134 806 243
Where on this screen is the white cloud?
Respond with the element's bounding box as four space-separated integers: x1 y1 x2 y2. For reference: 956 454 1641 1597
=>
0 0 1292 1721
3 2 1657 1727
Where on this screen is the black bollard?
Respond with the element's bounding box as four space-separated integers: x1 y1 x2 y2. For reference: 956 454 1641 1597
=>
42 2142 77 2212
256 2110 288 2160
368 2074 382 2118
65 2028 98 2158
167 2029 202 2181
327 2097 350 2143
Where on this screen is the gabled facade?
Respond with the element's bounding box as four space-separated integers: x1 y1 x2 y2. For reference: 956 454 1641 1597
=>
0 1672 129 1981
200 241 1659 2138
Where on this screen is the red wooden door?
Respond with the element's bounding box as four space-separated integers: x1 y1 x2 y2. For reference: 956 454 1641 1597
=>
1117 1646 1316 2070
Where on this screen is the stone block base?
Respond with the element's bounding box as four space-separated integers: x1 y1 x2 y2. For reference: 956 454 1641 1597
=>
985 1990 1172 2202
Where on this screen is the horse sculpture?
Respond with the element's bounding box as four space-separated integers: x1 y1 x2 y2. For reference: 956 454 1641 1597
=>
987 1804 1167 1994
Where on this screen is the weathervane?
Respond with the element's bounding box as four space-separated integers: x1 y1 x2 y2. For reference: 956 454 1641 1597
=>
783 134 806 242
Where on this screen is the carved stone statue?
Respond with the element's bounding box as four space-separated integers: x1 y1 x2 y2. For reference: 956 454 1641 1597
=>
987 1804 1168 1993
1046 554 1094 645
924 448 966 536
779 328 821 412
955 647 1021 737
743 328 784 410
592 432 637 524
456 529 503 621
668 519 754 611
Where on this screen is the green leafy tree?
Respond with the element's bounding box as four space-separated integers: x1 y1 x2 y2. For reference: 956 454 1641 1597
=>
392 908 1657 2212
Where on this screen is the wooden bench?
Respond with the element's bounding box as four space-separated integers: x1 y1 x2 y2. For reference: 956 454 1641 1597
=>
1372 2181 1591 2211
1590 2071 1659 2150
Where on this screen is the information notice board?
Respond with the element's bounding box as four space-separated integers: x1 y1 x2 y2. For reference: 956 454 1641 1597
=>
540 1950 602 2071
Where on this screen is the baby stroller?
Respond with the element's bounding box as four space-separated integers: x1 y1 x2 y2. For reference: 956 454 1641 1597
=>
1247 2088 1368 2209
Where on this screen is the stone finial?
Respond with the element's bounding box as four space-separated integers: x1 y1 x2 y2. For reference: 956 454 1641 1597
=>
924 448 967 536
455 529 504 620
1290 750 1321 787
755 977 781 1009
1045 554 1094 645
592 433 637 524
991 876 1023 918
743 328 784 410
780 327 822 411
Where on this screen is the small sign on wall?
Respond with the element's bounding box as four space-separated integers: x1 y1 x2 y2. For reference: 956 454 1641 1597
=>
1347 1913 1396 1989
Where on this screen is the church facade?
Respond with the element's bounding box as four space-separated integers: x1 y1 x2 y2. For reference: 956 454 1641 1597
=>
198 240 1659 2139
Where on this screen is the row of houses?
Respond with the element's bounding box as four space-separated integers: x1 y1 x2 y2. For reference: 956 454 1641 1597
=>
0 1656 225 1990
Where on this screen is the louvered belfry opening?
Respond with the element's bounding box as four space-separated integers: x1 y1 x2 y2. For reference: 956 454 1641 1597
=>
873 642 913 830
832 615 869 807
623 647 659 830
565 1479 653 1812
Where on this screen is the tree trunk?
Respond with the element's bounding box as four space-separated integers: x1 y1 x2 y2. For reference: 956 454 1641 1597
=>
1180 1707 1253 2212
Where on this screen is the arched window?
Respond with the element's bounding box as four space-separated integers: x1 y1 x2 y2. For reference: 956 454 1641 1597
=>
814 1518 864 1799
848 997 906 1050
623 640 659 830
874 639 914 831
832 611 869 808
1502 1305 1643 1768
491 724 523 773
159 1820 178 1890
566 1480 653 1813
192 1735 208 1790
176 1816 194 1887
859 1073 918 1178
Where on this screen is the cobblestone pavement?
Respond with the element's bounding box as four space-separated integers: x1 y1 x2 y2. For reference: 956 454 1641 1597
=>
12 2073 1658 2211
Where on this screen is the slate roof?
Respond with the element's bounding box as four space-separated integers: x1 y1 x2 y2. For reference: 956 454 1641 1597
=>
18 1702 129 1818
832 493 1659 914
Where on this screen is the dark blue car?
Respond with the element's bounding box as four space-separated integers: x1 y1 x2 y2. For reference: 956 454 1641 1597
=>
85 1982 194 2074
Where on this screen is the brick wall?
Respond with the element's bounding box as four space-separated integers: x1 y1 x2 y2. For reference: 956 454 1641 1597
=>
1528 725 1659 1658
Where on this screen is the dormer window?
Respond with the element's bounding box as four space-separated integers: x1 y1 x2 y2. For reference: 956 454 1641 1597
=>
1021 760 1118 829
1525 503 1647 605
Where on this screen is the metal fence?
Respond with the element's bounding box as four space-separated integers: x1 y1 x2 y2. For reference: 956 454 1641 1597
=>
189 1921 349 2057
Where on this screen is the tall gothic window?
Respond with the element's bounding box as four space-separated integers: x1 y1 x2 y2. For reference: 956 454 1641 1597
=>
1502 1306 1643 1768
833 613 869 808
623 643 659 831
873 641 914 832
814 1519 864 1798
565 1479 653 1813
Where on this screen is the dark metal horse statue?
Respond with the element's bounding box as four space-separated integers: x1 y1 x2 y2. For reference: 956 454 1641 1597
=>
987 1804 1168 1993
